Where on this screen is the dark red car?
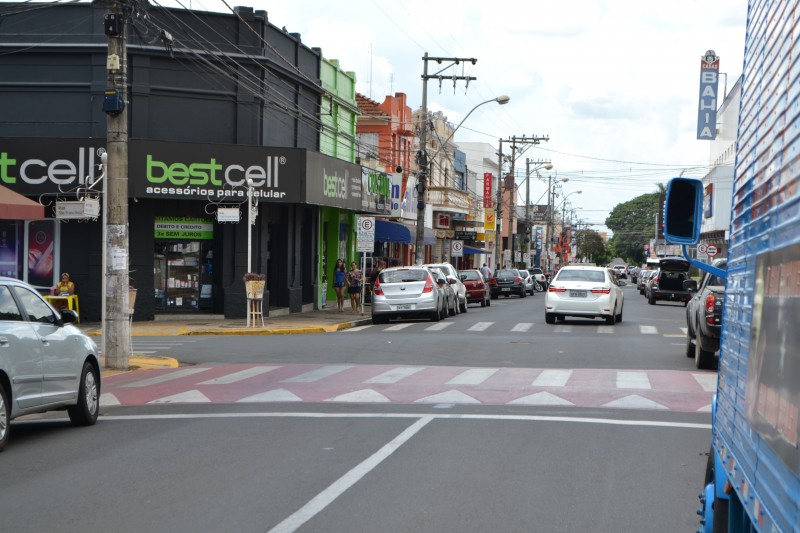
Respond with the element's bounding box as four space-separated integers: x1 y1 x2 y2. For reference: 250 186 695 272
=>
458 269 490 307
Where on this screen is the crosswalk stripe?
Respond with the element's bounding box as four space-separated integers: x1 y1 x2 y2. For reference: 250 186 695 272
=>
616 371 652 389
446 368 499 385
121 367 210 388
532 369 572 387
425 322 453 331
639 325 658 335
680 327 688 334
597 326 615 334
365 367 425 384
554 325 572 333
693 373 717 392
283 365 353 383
511 323 533 332
468 322 494 332
384 323 414 331
344 325 374 332
199 366 279 385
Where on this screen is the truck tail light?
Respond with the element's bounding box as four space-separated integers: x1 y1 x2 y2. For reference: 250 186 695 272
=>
705 294 716 325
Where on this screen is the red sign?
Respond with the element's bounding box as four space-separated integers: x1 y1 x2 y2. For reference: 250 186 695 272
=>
707 245 719 257
483 173 493 208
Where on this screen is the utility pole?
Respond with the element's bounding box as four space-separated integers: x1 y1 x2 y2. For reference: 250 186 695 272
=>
104 0 131 369
414 53 477 265
494 138 504 271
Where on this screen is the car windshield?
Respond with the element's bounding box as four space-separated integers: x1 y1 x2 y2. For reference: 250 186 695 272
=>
556 270 606 282
379 269 428 283
460 271 481 281
519 271 530 277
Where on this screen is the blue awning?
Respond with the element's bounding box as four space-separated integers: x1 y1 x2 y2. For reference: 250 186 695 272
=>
463 246 486 255
375 219 412 244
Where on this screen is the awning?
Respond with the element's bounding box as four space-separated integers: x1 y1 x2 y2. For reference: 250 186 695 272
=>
375 219 412 244
0 185 44 220
463 246 486 255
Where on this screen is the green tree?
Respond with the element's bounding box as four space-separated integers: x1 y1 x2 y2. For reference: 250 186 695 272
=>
575 228 609 265
605 191 661 264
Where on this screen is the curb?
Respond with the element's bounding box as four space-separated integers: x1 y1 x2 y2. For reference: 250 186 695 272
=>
85 318 374 337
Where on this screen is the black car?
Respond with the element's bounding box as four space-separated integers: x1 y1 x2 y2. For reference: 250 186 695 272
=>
489 269 527 299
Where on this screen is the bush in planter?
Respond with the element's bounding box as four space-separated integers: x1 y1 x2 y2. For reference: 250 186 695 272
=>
243 273 266 299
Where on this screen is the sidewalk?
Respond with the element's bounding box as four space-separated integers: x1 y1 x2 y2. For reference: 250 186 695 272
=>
86 304 372 371
80 304 372 337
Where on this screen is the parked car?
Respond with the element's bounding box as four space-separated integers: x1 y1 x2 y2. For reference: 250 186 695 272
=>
371 267 447 323
490 268 527 299
459 269 490 307
518 269 534 295
530 268 548 289
423 263 468 313
647 257 693 305
545 265 624 324
685 258 727 369
637 270 655 294
0 277 101 452
612 265 627 279
427 266 458 317
643 269 660 299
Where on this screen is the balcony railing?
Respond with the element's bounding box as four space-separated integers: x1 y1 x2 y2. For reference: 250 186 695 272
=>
427 186 469 214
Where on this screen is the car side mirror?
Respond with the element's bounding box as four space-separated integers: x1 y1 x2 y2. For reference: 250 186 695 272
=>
618 280 626 286
664 177 703 244
437 278 446 286
60 309 78 324
683 279 698 292
448 278 457 285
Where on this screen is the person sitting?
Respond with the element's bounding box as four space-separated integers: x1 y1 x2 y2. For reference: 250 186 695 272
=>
55 272 75 296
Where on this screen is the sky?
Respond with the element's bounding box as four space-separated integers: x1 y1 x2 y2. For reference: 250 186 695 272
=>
161 0 749 233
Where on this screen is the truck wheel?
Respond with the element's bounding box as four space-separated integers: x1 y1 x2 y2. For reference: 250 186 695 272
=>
695 338 717 370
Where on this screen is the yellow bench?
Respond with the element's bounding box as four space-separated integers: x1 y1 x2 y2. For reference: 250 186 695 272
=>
44 295 80 323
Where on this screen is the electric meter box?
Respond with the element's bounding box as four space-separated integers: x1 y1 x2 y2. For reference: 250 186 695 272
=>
102 89 124 115
104 13 123 36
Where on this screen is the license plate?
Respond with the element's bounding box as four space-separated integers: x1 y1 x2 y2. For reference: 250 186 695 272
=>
394 304 414 310
569 290 587 298
501 288 510 292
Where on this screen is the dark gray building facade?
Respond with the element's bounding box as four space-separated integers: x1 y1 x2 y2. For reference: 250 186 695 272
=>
0 2 361 320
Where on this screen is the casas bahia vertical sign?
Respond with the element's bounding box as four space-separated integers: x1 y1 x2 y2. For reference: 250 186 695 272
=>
697 50 720 140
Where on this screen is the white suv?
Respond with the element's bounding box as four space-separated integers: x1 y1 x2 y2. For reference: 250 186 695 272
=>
423 263 468 313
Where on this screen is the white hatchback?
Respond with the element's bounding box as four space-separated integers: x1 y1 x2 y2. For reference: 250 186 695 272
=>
545 266 624 325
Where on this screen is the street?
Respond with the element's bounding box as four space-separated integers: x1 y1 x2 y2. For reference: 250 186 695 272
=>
1 283 712 532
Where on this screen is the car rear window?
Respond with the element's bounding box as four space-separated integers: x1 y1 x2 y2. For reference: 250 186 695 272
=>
379 269 428 283
460 271 481 281
555 270 606 282
495 270 518 277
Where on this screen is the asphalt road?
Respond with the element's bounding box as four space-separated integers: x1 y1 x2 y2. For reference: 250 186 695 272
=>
2 283 712 532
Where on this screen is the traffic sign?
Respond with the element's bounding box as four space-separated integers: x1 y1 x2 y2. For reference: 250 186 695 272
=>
451 240 464 257
697 243 708 254
706 244 719 257
357 216 375 252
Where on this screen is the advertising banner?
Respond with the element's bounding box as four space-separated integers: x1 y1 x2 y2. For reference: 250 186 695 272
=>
401 175 418 221
154 217 214 240
360 168 392 215
389 173 403 217
484 210 496 231
697 51 720 140
483 172 493 208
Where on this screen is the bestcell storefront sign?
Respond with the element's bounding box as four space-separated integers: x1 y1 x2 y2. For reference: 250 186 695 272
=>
0 138 105 194
697 50 720 140
131 140 304 202
154 217 214 240
304 150 361 210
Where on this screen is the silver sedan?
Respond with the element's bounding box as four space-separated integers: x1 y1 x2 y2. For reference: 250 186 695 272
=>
371 267 447 324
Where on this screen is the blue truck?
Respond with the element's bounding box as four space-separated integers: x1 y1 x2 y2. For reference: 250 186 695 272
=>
663 1 799 530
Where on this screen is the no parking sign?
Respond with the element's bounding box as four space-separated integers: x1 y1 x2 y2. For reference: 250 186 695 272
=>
357 216 375 252
451 240 464 257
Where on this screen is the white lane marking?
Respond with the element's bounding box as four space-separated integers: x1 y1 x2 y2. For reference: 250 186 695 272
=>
365 367 424 384
414 390 481 404
663 334 685 338
597 326 615 334
134 351 159 354
148 390 211 404
446 368 499 385
325 389 390 403
268 416 433 533
343 325 374 332
425 322 453 331
100 393 120 407
511 323 533 332
680 327 688 334
693 373 717 392
554 325 572 333
639 325 658 335
508 392 574 406
384 323 414 331
121 367 210 388
101 412 711 430
697 404 713 413
616 371 652 389
532 369 573 387
199 366 279 385
238 389 302 403
468 322 494 332
283 365 353 383
602 395 667 410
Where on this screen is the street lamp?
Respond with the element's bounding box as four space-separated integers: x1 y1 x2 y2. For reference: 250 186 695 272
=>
246 178 257 273
415 95 510 264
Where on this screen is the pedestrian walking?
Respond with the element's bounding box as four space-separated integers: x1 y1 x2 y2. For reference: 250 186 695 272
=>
333 259 347 312
480 263 491 281
346 260 363 312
